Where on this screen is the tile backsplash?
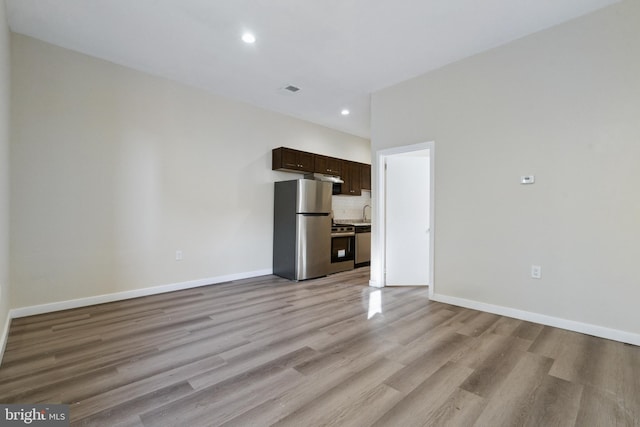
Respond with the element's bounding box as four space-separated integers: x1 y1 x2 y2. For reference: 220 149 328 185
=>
332 190 372 222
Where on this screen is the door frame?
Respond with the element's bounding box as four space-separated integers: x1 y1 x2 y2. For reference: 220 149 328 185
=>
372 141 435 299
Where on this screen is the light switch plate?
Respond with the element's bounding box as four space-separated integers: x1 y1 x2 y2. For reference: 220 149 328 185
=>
531 265 542 279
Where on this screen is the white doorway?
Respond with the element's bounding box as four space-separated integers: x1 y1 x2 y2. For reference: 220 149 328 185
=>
374 142 434 296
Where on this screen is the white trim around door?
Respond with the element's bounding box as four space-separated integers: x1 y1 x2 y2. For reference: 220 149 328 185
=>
372 141 435 299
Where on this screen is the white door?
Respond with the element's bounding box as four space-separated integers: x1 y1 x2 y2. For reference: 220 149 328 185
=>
385 154 430 286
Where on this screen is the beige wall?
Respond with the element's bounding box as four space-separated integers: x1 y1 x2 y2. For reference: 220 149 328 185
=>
10 34 370 309
371 0 640 335
0 1 10 345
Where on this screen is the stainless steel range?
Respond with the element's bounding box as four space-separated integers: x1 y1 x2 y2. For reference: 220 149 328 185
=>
329 224 355 274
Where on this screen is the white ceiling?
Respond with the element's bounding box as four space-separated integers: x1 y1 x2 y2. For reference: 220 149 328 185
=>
5 0 620 138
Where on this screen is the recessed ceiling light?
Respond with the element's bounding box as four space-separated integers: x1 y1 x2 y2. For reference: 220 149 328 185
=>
341 109 350 116
242 33 256 44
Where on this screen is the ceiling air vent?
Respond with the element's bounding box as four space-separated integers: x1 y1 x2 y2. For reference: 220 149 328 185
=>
278 84 301 95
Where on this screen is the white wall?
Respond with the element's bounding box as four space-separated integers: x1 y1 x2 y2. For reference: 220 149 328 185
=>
371 0 640 337
10 34 370 309
0 0 10 351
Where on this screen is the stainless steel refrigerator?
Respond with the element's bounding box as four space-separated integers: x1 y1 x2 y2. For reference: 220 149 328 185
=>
273 179 332 281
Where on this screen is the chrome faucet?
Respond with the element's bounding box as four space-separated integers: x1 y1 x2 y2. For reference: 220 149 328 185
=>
362 204 371 222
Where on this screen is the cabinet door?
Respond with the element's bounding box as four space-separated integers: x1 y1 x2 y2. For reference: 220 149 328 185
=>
360 163 371 190
314 155 343 176
349 162 362 195
314 155 329 174
326 157 343 176
297 151 315 172
273 147 315 173
280 148 301 170
341 161 362 196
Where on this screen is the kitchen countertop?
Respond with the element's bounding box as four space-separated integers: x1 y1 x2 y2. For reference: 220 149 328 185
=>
334 219 371 226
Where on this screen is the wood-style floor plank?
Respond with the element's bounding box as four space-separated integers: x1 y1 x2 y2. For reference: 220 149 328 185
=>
373 361 475 427
272 357 404 427
0 267 639 426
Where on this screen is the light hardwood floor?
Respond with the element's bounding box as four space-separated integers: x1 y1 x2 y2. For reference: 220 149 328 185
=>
1 267 638 426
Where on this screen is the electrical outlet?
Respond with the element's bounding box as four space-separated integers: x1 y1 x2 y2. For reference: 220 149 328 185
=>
531 265 541 279
176 250 183 261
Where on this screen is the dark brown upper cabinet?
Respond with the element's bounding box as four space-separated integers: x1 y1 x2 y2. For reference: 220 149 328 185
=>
360 163 371 190
272 147 315 173
314 155 343 176
272 147 371 196
341 161 362 196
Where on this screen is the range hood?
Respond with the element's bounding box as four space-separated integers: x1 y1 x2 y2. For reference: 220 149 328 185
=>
304 173 344 184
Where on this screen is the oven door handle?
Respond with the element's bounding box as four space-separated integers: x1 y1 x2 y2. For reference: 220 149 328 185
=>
331 232 355 237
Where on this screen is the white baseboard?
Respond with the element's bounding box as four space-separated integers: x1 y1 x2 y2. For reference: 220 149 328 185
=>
369 280 383 288
431 292 640 346
10 268 273 319
0 310 10 366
